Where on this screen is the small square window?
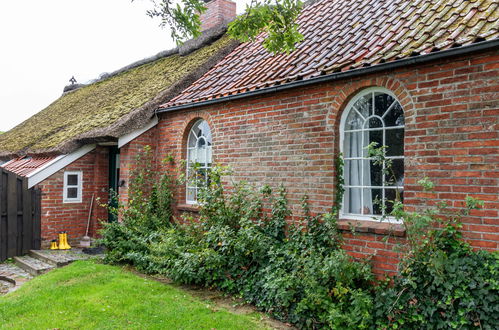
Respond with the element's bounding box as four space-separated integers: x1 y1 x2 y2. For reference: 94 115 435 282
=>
67 174 78 186
67 187 78 199
63 171 82 203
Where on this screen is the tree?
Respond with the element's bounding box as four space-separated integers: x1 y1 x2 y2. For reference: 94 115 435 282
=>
136 0 304 54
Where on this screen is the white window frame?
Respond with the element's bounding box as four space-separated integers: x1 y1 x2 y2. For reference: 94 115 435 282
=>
63 171 83 203
186 119 212 205
339 87 404 223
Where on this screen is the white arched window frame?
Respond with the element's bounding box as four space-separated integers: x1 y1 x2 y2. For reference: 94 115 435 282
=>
339 87 405 223
186 119 212 204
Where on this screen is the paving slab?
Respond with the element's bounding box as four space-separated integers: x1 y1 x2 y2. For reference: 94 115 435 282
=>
0 263 33 294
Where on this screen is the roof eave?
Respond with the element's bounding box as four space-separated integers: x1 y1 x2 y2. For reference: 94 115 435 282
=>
157 38 499 114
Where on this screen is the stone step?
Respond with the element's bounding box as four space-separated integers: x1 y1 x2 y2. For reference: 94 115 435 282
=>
28 249 91 267
29 250 69 267
14 255 55 276
0 263 32 294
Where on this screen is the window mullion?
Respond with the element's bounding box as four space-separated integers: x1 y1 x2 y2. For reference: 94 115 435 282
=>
381 100 397 119
361 128 364 214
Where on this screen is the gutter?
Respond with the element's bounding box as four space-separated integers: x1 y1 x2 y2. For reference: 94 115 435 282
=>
157 39 499 114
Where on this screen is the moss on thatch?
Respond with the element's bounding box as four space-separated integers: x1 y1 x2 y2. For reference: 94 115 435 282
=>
0 34 236 157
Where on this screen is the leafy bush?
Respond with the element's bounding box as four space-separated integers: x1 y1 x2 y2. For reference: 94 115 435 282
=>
102 161 375 328
101 146 498 329
99 146 174 268
368 142 499 329
374 223 498 329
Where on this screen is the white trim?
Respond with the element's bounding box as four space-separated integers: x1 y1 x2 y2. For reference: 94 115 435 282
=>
63 171 83 203
118 117 158 148
27 144 96 188
186 119 212 204
339 87 404 223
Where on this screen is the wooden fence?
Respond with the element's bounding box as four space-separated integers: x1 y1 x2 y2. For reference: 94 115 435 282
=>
0 168 41 262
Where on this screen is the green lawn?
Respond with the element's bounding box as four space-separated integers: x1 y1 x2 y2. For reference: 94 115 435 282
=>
0 261 267 329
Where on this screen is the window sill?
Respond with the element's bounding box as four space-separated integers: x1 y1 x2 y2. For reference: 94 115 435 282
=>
337 219 406 237
177 204 200 213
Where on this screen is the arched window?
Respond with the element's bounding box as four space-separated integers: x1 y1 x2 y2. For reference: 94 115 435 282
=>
340 88 405 221
186 119 212 204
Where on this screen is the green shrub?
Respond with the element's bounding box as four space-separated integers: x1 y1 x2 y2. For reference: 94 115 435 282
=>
101 146 498 329
122 164 375 328
368 142 499 329
374 224 498 329
99 146 175 269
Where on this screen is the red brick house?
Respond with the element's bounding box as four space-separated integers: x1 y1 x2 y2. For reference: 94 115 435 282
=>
1 0 497 277
0 0 238 247
117 0 498 276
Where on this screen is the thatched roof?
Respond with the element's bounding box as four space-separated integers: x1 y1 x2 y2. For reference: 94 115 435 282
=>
0 29 238 159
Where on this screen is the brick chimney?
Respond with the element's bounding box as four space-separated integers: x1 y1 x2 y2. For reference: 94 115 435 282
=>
200 0 236 32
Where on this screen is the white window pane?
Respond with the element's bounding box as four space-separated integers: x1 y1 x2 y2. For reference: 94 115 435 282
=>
363 129 383 157
186 188 196 202
344 188 362 214
354 94 372 118
365 188 382 215
345 110 363 130
344 160 362 186
67 174 78 186
67 187 78 199
386 159 404 187
374 92 395 117
385 189 404 213
206 146 212 164
364 160 383 187
367 117 383 129
199 120 212 143
384 102 404 127
344 131 363 158
197 146 207 164
385 129 404 156
188 148 197 163
188 132 197 147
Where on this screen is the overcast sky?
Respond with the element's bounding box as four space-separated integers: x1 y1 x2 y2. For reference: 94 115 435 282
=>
0 0 250 132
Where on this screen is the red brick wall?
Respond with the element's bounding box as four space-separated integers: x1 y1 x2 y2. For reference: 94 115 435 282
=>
200 0 236 31
38 147 109 247
122 50 498 275
118 127 159 208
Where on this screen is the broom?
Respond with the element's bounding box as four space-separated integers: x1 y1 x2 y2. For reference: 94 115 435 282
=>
80 193 94 248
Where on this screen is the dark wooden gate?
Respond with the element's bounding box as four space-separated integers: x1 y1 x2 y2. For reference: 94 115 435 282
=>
0 168 41 262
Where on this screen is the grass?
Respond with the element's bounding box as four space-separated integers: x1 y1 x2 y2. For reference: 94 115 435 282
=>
0 260 267 329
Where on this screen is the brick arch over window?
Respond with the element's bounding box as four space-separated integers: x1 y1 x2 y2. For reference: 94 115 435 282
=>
326 77 415 141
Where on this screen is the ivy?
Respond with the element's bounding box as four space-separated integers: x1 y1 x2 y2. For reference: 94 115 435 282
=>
332 153 344 216
367 142 499 329
100 146 498 329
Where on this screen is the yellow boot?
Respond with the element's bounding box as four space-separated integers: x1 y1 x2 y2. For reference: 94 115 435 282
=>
58 232 71 250
50 239 59 250
64 232 71 250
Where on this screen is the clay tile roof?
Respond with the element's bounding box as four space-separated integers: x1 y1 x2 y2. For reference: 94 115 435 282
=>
163 0 499 108
2 156 57 177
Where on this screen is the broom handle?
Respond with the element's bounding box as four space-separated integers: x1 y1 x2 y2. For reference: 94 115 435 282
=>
85 193 95 237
